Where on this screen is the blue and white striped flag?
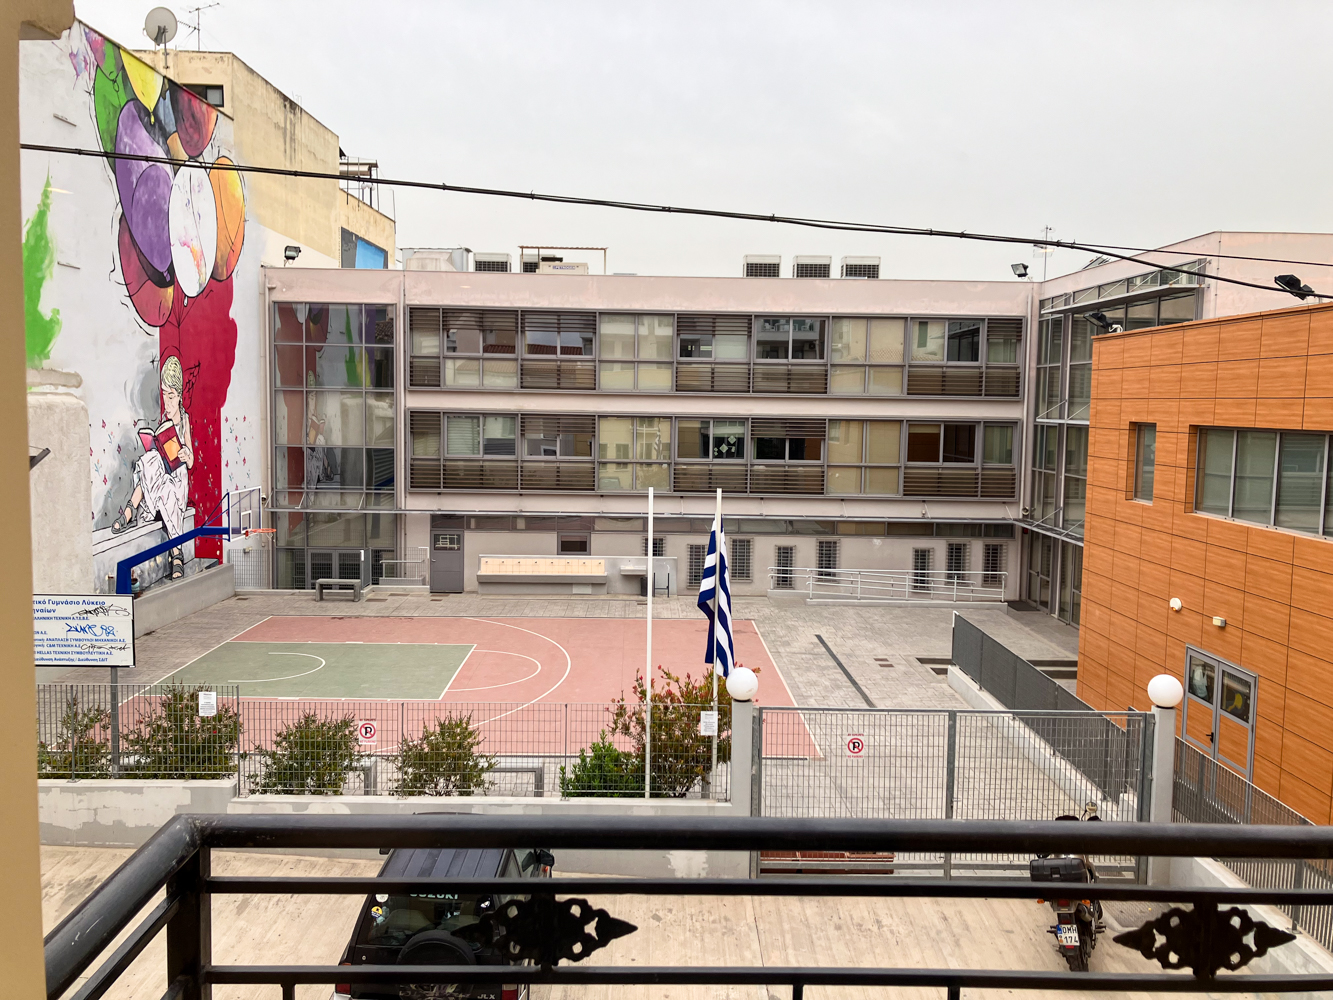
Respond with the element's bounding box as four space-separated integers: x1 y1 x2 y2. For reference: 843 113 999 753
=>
696 513 734 677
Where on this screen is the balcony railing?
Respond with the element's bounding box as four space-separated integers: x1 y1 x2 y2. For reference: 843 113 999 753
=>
44 814 1333 1000
769 566 1008 603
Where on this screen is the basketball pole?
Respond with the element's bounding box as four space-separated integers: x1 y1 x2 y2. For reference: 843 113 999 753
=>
644 486 653 799
710 487 720 793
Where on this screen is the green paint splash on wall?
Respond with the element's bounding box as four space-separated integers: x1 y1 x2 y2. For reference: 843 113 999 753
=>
23 176 62 369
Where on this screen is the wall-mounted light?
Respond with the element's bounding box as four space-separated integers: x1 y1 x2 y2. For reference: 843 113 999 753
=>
1011 263 1029 278
1275 273 1314 300
283 245 302 262
1212 616 1227 628
1169 597 1183 612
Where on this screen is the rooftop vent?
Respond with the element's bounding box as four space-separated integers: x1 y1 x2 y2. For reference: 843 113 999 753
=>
744 254 781 278
473 253 511 273
403 249 458 272
841 256 880 279
793 255 832 278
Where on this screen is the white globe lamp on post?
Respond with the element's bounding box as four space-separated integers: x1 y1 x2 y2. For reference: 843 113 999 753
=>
1147 674 1184 709
727 666 758 702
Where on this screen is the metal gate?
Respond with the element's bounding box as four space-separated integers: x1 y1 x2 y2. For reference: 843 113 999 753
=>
756 706 1151 878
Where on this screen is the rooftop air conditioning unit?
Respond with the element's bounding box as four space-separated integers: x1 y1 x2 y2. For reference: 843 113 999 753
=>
841 255 881 279
793 255 832 278
473 253 512 273
521 252 540 273
403 249 457 272
744 254 781 278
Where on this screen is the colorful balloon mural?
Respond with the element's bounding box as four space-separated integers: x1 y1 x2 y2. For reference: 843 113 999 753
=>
83 28 246 563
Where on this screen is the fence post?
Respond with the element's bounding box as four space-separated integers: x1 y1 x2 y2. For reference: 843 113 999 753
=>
109 669 121 775
1290 859 1305 933
166 844 211 1000
731 696 753 815
749 707 764 878
1147 706 1175 885
944 710 957 880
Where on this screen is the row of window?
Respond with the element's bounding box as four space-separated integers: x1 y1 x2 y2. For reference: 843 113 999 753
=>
1194 427 1333 536
408 413 1018 498
1039 260 1205 312
405 309 1023 397
438 514 1017 538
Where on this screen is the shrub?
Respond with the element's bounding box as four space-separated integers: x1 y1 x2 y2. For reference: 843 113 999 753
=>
121 684 241 778
38 694 111 778
607 665 755 798
255 712 362 795
559 730 644 797
395 714 496 796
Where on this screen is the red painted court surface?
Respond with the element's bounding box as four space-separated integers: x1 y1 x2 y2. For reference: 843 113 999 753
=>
229 615 796 710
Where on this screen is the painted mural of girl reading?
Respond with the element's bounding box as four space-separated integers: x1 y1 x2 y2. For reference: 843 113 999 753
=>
111 355 195 579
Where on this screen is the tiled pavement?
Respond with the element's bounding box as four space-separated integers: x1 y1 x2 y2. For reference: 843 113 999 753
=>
38 590 1080 710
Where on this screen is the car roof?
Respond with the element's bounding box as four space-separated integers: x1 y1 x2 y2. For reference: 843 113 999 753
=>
379 847 508 880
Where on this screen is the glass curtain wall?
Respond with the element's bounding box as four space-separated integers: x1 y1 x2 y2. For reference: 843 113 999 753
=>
272 302 398 588
1026 268 1201 622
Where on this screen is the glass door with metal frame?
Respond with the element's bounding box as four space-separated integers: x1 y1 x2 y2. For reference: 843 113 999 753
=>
1182 647 1256 779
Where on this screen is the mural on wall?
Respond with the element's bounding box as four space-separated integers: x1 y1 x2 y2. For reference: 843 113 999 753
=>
62 28 247 573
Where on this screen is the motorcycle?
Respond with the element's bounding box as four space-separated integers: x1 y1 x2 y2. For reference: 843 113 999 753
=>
1029 802 1106 972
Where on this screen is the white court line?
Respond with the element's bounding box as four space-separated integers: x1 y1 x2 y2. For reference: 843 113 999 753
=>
458 618 572 724
750 621 800 707
437 644 478 699
155 615 276 686
227 651 327 684
447 650 543 692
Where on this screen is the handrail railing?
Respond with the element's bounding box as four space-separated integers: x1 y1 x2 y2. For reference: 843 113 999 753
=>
45 814 1333 1000
768 566 1007 603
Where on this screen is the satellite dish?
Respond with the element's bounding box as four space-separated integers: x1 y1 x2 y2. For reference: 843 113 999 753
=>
144 7 178 46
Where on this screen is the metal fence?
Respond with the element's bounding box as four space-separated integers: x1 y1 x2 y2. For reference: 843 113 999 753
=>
768 566 1007 603
757 705 1150 878
1173 736 1333 952
35 684 729 801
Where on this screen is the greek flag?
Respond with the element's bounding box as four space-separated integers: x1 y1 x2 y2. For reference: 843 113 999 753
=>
696 513 734 677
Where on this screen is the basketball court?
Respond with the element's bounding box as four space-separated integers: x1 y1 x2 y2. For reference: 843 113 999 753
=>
169 615 793 708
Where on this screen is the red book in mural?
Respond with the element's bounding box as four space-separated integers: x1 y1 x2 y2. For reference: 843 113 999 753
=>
138 420 184 472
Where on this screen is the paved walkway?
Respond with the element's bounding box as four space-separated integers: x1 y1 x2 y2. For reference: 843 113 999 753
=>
38 592 1080 712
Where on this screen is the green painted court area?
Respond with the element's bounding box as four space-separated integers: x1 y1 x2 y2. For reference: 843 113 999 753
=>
168 642 475 699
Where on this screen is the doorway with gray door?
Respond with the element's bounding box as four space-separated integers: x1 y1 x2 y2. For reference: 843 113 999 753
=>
430 516 464 592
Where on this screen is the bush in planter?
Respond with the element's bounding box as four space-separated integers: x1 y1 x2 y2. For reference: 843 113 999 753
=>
559 730 643 797
38 694 111 778
395 713 496 796
254 712 363 795
121 684 241 778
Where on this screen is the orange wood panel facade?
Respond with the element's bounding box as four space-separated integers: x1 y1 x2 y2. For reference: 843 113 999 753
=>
1079 301 1333 823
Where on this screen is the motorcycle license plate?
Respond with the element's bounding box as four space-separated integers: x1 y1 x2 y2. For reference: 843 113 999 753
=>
1057 925 1080 947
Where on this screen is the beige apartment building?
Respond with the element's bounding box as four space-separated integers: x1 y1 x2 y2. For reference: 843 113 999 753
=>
134 48 395 268
261 238 1333 604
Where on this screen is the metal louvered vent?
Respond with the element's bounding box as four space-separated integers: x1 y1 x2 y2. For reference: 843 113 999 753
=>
409 306 442 336
520 414 596 437
987 317 1023 338
519 360 596 390
675 363 750 393
676 314 753 336
749 418 827 439
521 312 596 349
751 366 829 394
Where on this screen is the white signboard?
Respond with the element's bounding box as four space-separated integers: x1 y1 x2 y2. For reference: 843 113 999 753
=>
698 710 719 737
198 691 218 717
845 734 866 757
33 594 135 667
357 720 378 744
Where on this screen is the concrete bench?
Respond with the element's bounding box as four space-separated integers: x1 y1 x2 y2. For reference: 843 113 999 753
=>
315 578 363 602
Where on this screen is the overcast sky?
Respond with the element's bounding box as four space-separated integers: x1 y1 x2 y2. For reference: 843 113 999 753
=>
75 1 1333 280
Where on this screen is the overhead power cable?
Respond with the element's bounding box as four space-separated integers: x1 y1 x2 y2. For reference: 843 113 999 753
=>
20 141 1333 300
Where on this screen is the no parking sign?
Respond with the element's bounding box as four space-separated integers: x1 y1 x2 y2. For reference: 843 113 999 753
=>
845 734 866 757
357 720 378 744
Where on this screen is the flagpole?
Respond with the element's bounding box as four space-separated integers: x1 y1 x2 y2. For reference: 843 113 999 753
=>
645 486 653 799
711 487 720 795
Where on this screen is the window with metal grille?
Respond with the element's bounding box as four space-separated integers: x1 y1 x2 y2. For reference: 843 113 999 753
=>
983 543 1006 587
817 539 838 579
687 544 707 588
642 536 666 557
912 548 933 591
774 545 795 589
730 538 753 581
946 542 969 581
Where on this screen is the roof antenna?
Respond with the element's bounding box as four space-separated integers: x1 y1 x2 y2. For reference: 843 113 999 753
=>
185 3 221 51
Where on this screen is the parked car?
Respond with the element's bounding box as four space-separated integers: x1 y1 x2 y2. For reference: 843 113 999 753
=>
333 845 554 1000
